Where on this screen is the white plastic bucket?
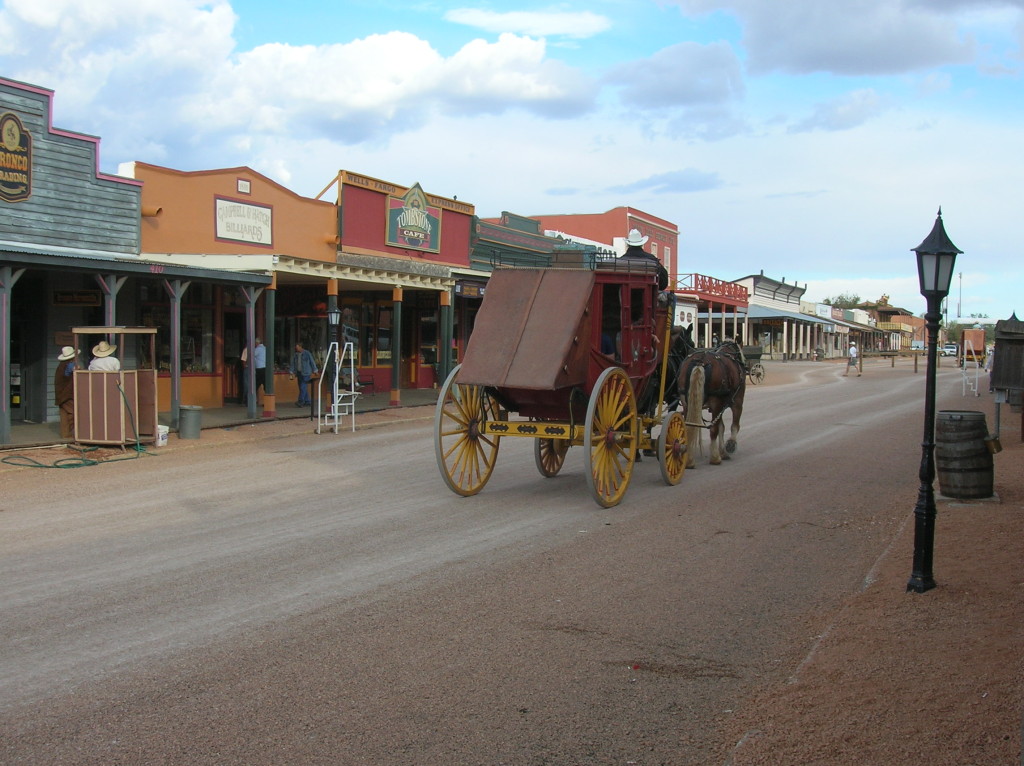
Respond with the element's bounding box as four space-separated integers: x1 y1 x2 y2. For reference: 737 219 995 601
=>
156 424 169 447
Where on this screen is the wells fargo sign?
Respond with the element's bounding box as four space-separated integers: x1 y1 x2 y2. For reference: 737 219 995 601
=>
0 112 31 202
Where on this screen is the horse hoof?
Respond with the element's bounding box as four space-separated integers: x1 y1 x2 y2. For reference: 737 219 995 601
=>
710 457 722 466
725 439 737 454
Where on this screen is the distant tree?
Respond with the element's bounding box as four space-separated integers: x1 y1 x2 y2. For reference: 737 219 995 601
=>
822 292 861 308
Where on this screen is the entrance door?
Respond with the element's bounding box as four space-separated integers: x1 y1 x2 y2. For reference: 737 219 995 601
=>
223 309 244 402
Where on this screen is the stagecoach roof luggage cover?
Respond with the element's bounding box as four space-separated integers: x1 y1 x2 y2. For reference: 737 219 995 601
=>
458 268 594 391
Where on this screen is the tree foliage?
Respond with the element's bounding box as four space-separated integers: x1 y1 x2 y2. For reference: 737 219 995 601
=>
822 292 861 308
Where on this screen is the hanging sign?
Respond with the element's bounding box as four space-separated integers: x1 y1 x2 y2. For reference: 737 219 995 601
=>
0 112 31 202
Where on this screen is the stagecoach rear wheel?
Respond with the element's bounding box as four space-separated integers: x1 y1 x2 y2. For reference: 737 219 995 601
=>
584 366 638 508
535 437 569 477
434 364 502 497
657 410 687 485
749 362 765 385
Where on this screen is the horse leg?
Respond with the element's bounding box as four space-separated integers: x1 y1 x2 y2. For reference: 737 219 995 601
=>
684 365 705 468
709 404 723 465
725 386 744 457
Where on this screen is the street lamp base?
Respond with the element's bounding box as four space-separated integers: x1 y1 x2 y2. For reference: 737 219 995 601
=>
906 575 936 593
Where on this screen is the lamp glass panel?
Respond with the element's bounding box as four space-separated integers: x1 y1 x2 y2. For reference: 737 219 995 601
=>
917 253 938 294
935 254 956 296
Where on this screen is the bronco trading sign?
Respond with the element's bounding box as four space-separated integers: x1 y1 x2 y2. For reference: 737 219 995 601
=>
0 112 31 202
386 183 441 253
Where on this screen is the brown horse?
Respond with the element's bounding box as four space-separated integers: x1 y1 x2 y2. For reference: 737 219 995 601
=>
676 341 746 466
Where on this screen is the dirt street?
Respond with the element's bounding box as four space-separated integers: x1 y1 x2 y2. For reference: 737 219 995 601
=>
0 357 1020 765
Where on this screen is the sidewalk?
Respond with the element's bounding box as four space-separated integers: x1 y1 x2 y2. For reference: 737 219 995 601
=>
722 369 1023 765
2 387 439 451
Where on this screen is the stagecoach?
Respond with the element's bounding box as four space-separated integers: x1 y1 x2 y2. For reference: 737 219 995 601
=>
433 257 688 508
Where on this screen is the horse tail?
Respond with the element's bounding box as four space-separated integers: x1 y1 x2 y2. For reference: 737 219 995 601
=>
685 364 705 459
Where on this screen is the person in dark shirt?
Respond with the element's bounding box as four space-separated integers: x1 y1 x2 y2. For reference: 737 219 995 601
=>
619 228 669 290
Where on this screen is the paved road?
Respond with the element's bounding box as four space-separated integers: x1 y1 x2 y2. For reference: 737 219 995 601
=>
0 361 968 764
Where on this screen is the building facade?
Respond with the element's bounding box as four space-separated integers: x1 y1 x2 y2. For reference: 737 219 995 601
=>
0 78 270 444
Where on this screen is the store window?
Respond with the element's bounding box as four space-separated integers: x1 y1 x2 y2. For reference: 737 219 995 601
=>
138 281 215 373
376 306 393 364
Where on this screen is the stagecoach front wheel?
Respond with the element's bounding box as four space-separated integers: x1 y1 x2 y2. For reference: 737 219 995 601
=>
749 363 765 385
535 437 569 478
657 410 687 485
434 364 501 497
584 367 638 508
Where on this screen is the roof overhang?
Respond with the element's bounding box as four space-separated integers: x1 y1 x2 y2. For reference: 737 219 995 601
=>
2 244 271 286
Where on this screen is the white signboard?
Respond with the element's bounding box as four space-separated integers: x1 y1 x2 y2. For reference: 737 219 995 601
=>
675 299 698 329
215 197 273 246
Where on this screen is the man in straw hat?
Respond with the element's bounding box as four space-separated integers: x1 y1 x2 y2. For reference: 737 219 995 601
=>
88 340 120 372
54 346 78 439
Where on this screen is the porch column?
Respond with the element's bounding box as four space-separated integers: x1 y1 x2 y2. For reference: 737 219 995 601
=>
240 284 264 420
263 274 277 418
438 288 452 385
0 266 26 445
162 278 190 427
95 274 126 331
391 287 403 407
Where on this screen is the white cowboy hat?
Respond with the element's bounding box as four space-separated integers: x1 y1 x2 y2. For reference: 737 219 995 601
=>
57 346 76 361
625 228 649 247
92 340 117 357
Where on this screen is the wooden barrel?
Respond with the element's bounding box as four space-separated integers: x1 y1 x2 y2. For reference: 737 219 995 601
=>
935 411 993 499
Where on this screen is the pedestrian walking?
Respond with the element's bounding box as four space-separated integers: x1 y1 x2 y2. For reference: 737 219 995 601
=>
843 341 860 376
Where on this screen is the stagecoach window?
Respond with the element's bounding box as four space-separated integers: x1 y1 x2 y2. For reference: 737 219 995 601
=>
630 288 645 324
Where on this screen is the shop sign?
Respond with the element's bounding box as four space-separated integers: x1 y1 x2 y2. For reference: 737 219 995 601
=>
387 183 441 253
674 299 698 329
53 290 102 307
455 281 486 298
0 112 31 203
215 197 273 246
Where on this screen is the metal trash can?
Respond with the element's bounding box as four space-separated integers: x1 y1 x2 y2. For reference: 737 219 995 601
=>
178 405 203 440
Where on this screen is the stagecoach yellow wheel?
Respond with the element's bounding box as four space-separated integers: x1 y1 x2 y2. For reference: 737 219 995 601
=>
434 364 501 497
584 367 638 508
657 410 687 485
535 437 569 477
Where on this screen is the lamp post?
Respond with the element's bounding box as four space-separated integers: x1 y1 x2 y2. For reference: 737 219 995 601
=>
327 305 341 387
907 208 962 593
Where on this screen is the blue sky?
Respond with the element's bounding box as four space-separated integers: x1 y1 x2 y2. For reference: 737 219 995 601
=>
2 0 1022 319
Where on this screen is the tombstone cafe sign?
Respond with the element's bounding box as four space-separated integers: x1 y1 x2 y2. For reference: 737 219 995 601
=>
386 183 441 253
0 112 31 202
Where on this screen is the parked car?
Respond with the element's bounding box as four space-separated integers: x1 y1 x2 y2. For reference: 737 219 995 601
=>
941 343 959 356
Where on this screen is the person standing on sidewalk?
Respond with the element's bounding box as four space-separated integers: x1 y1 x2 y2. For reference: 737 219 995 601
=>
843 341 860 376
54 345 78 439
241 337 267 402
290 342 318 406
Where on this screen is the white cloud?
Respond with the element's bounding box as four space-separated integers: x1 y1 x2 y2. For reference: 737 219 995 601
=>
664 0 977 75
607 41 745 108
444 8 611 39
788 89 891 132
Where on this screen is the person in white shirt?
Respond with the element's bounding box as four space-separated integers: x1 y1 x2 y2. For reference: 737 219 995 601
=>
843 341 860 377
88 340 121 371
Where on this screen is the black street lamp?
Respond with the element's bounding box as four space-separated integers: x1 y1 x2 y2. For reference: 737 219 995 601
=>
327 306 342 387
907 208 962 593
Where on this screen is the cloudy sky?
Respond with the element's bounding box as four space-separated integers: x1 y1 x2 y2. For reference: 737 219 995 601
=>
2 0 1021 319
